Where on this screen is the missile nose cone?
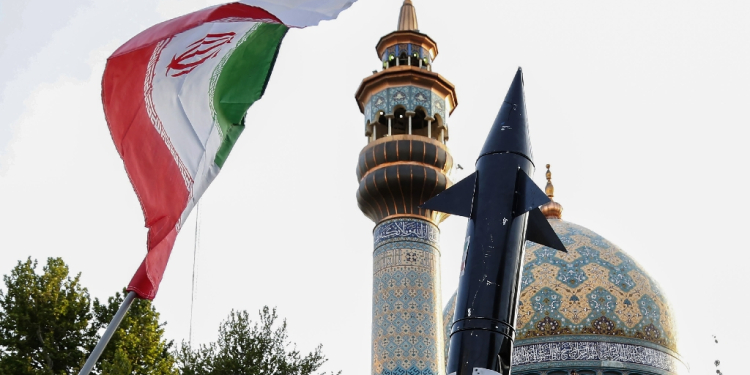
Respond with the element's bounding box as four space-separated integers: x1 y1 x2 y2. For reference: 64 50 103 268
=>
504 67 525 106
479 67 533 163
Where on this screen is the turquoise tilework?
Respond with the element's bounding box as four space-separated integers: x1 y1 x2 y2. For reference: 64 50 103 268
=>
364 87 447 124
430 91 445 121
516 221 676 350
388 87 409 111
381 44 431 65
373 218 444 375
441 291 456 364
442 220 682 374
512 341 688 375
413 87 431 112
374 217 440 247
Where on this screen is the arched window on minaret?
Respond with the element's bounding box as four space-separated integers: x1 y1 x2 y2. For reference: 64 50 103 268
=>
374 111 388 140
410 52 418 67
381 46 432 71
392 107 407 134
411 107 428 136
398 52 408 67
431 114 444 143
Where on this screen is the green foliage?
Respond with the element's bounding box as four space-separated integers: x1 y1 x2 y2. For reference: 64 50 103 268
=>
100 348 133 375
0 258 177 375
176 307 339 375
0 257 97 375
92 290 178 375
0 259 323 375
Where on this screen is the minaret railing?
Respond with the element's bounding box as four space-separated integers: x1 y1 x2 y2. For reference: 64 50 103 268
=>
406 111 415 135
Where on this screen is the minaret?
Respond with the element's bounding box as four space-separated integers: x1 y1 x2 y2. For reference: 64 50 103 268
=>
354 2 458 375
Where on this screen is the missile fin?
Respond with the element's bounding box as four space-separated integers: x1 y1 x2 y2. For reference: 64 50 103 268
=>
526 207 567 252
512 169 550 218
419 171 477 218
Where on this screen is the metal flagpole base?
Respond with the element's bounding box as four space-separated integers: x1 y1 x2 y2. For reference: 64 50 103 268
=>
78 291 137 375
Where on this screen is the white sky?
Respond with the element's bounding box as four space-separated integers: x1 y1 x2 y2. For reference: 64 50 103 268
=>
1 0 748 374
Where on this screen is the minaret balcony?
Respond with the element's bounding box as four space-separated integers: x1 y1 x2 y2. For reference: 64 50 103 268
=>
365 108 449 145
376 29 438 68
380 43 432 70
356 65 456 145
355 65 457 121
355 134 453 224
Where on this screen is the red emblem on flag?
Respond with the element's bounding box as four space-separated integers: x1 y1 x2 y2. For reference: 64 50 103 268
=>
166 32 236 77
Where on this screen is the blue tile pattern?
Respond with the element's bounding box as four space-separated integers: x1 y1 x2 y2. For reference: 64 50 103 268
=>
431 96 445 121
372 218 444 375
365 102 372 127
515 221 676 350
374 218 440 247
389 87 410 110
380 366 436 375
512 341 688 374
365 87 447 125
381 44 431 65
441 291 456 364
442 220 681 374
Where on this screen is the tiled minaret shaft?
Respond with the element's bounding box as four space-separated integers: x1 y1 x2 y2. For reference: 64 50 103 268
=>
354 2 458 375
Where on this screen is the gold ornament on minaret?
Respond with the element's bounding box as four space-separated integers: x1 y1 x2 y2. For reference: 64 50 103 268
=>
540 164 563 219
397 0 418 31
354 0 458 226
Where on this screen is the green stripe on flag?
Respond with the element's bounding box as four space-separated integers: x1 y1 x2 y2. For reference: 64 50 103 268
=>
213 22 288 168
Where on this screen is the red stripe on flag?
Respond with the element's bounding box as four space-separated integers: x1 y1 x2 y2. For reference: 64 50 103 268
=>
127 227 179 300
103 2 285 300
103 42 189 300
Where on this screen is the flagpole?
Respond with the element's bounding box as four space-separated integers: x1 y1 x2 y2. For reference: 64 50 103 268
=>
78 291 137 375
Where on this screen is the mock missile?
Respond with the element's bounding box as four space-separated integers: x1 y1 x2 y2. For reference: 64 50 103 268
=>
420 68 567 375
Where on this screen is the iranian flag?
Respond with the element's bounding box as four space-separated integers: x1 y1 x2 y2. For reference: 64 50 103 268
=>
103 1 356 300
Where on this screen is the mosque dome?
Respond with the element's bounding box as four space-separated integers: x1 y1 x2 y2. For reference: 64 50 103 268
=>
442 166 687 375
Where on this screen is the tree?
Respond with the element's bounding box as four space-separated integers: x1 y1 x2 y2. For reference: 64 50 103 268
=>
99 348 133 375
0 257 97 374
176 307 339 375
92 290 177 375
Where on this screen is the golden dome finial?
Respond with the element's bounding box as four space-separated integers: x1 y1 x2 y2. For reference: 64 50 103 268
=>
540 164 563 219
544 163 554 198
397 0 419 31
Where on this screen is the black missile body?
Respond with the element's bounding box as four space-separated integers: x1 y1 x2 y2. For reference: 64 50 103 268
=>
421 68 566 375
